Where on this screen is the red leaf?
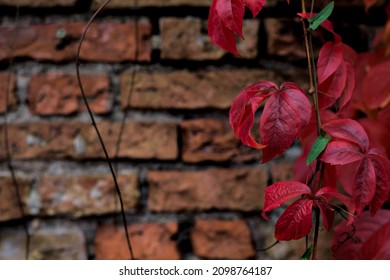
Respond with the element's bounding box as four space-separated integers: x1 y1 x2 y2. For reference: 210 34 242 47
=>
315 186 355 224
333 209 390 259
366 153 390 215
315 199 334 232
229 81 311 162
362 60 390 109
229 81 276 148
353 157 376 215
245 0 266 17
260 83 311 162
361 222 390 259
320 140 364 165
208 0 245 55
262 181 311 219
322 118 369 152
317 42 344 84
275 198 314 241
338 62 355 110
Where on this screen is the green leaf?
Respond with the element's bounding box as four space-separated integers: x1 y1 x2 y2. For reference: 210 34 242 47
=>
300 245 314 260
306 132 332 165
308 1 334 31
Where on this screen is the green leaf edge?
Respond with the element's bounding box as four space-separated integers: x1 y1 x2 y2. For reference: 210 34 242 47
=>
308 1 335 31
306 133 332 165
300 245 314 260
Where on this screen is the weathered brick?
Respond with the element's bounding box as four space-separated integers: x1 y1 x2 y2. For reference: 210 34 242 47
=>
28 73 111 115
95 223 180 260
121 69 282 110
191 219 255 259
265 18 306 60
92 0 212 8
0 177 31 222
0 121 178 160
0 72 17 113
0 0 77 6
270 162 294 183
0 21 152 62
39 173 139 217
181 119 260 163
147 168 267 212
0 227 87 260
160 17 259 60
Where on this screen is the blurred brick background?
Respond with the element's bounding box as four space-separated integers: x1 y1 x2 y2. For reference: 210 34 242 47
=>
0 0 386 259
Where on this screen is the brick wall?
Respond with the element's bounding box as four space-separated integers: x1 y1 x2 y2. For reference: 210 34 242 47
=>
0 0 384 259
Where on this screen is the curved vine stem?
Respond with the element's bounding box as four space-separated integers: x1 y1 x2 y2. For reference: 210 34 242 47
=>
300 0 324 260
75 0 135 260
3 2 31 260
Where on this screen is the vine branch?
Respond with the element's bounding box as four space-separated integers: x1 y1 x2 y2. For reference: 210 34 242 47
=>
75 0 135 260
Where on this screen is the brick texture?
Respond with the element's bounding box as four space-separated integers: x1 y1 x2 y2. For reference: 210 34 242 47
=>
160 18 259 60
95 223 180 260
0 21 152 62
28 73 111 115
121 69 282 110
147 168 267 212
38 173 139 217
0 72 17 113
0 122 178 160
191 219 255 259
0 177 31 221
181 118 260 163
0 227 87 260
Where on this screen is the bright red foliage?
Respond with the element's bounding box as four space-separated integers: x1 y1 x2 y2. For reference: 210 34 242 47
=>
262 181 354 241
208 0 267 55
229 81 311 163
320 119 390 215
207 0 390 254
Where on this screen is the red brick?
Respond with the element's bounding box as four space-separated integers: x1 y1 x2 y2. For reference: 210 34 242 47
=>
191 219 255 259
147 168 267 212
95 223 180 260
0 177 31 222
39 173 139 217
265 18 324 60
0 227 87 260
0 21 152 62
270 162 294 182
92 0 212 8
160 18 259 60
28 73 111 115
121 69 282 110
0 121 178 160
0 72 17 113
181 119 261 163
0 0 77 6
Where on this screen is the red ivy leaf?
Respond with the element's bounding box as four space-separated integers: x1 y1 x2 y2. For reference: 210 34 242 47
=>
320 140 364 165
366 153 390 215
362 60 390 109
353 157 376 215
315 199 334 232
275 198 314 241
229 81 311 163
333 209 390 259
262 181 311 219
317 42 344 84
245 0 266 17
322 118 369 151
208 0 245 55
260 83 311 162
